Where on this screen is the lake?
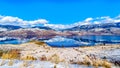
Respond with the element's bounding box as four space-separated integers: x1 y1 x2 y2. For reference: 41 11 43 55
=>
0 35 120 47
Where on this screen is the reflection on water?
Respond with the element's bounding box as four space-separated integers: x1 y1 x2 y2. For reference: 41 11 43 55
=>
71 35 120 42
0 37 28 44
45 35 120 47
0 35 120 47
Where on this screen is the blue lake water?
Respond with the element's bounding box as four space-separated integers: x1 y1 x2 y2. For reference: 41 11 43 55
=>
0 35 120 47
45 35 120 47
0 37 28 44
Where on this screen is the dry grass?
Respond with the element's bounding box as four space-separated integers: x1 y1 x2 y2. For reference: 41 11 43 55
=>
1 49 20 59
22 61 29 67
21 55 37 60
29 40 45 45
0 60 5 66
8 60 14 66
102 60 111 68
0 49 9 57
39 55 47 61
29 40 50 49
77 55 112 68
54 64 57 68
49 54 61 64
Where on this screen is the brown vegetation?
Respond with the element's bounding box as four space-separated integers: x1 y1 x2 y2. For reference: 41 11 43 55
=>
77 55 112 68
8 60 14 66
1 49 20 59
48 54 61 64
39 55 47 61
21 55 37 60
0 50 8 57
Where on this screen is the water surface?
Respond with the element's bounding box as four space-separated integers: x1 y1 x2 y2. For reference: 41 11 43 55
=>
0 35 120 47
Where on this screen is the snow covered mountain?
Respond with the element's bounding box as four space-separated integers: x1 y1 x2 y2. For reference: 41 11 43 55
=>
0 25 22 32
32 26 53 30
63 22 120 35
64 22 120 31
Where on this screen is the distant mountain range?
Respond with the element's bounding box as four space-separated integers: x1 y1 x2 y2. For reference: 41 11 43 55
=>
63 22 120 35
0 28 73 39
0 22 120 39
0 24 53 32
0 25 22 32
65 22 120 31
32 26 53 30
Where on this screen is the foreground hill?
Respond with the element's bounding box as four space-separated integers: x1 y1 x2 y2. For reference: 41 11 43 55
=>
0 41 119 68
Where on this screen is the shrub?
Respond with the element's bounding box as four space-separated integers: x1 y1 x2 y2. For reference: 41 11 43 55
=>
21 55 37 60
0 50 8 57
29 40 45 45
54 64 57 68
1 49 20 59
22 61 29 67
102 60 111 68
8 60 14 66
29 40 47 47
78 55 111 68
49 54 60 64
39 55 47 61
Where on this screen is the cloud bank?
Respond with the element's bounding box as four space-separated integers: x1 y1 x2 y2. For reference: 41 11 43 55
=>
0 15 48 27
0 15 120 29
46 14 120 29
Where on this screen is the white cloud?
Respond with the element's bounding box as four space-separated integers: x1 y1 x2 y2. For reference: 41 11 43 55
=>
84 18 93 22
100 16 110 19
115 15 120 19
71 14 120 27
29 19 48 25
75 18 93 25
44 24 73 30
44 14 120 30
98 16 120 23
101 16 114 23
114 15 120 23
0 14 120 30
0 15 4 18
81 22 91 25
114 19 120 22
0 15 48 27
94 21 101 24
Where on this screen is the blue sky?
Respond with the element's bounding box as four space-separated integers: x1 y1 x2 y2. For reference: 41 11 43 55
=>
0 0 120 24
